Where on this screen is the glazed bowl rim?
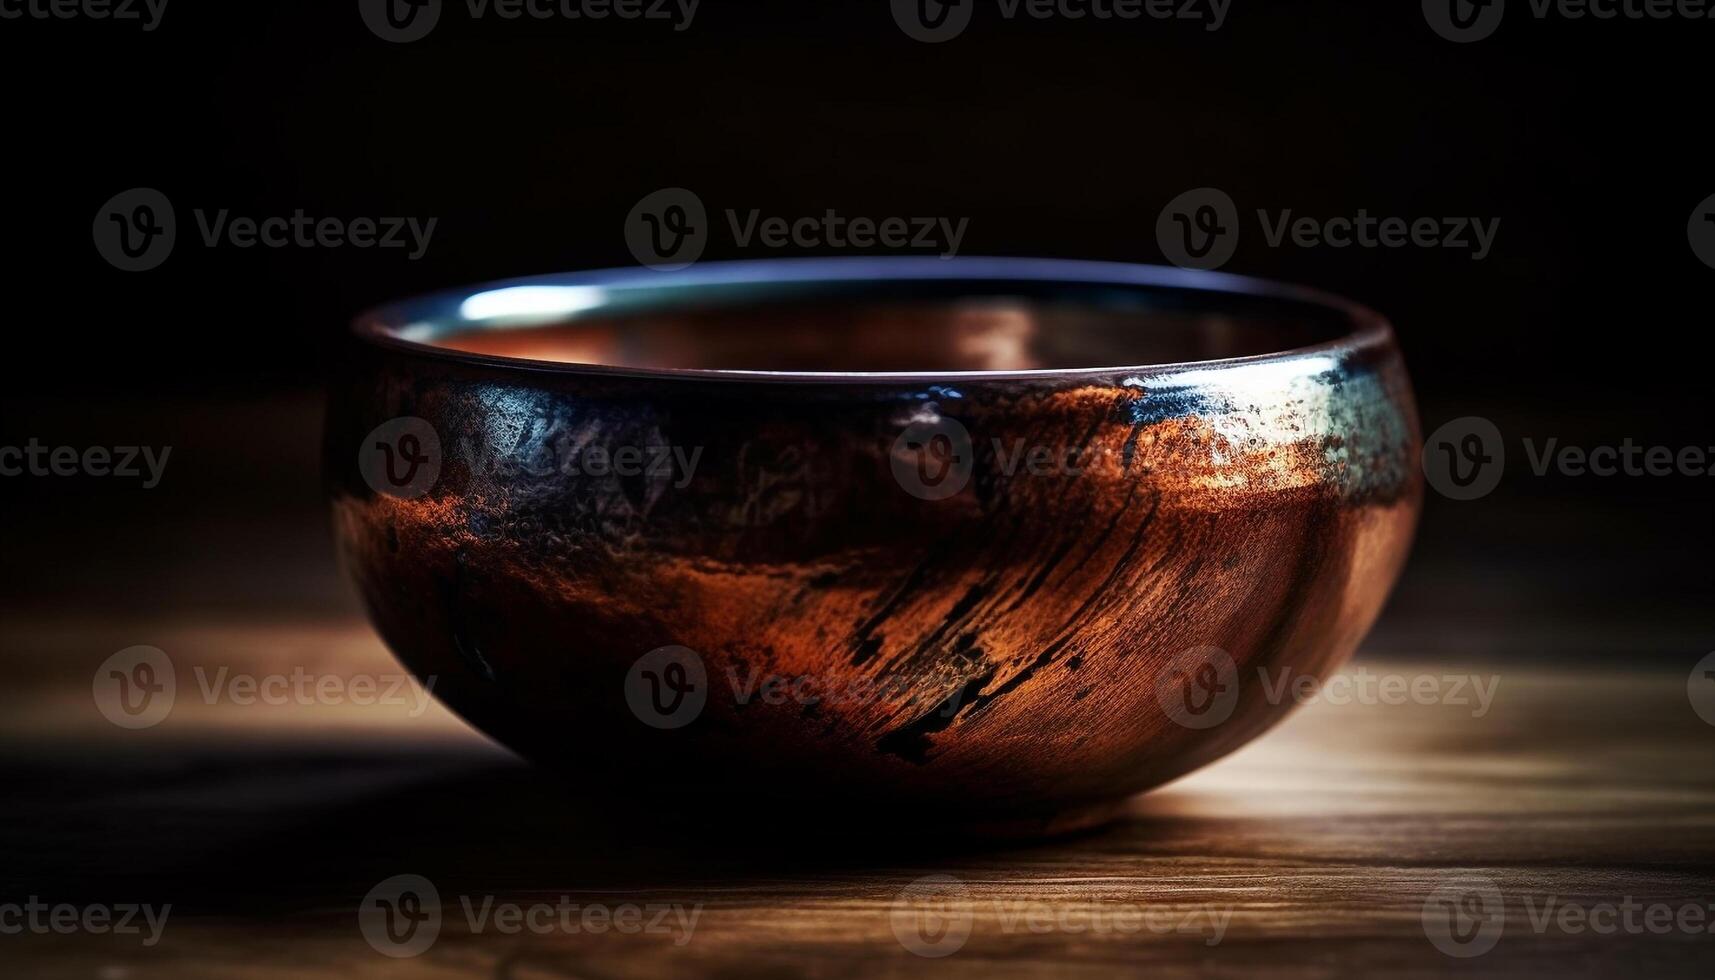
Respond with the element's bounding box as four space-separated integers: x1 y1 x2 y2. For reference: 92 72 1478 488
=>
351 256 1395 384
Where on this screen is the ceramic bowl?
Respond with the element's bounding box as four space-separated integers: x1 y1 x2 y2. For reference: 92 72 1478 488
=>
328 257 1420 836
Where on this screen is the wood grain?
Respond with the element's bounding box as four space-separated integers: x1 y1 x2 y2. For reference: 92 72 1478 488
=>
2 617 1712 978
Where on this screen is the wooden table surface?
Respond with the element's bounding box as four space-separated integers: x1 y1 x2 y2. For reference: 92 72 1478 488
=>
2 613 1713 978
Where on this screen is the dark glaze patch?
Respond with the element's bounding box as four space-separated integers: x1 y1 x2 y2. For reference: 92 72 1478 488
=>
876 666 998 766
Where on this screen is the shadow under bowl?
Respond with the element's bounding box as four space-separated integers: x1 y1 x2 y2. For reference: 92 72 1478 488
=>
327 257 1421 838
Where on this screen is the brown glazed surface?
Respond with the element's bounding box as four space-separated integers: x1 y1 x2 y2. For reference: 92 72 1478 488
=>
327 260 1421 835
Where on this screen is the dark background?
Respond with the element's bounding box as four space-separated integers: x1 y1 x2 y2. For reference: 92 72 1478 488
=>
0 0 1708 660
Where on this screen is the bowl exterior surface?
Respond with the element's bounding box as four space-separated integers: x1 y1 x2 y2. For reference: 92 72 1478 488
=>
329 336 1420 822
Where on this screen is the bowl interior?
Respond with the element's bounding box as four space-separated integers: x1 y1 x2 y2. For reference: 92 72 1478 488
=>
371 265 1367 374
